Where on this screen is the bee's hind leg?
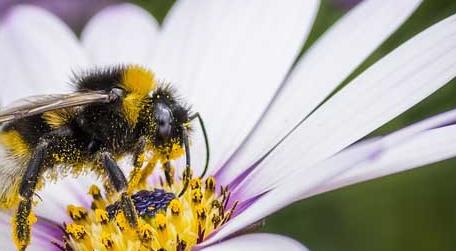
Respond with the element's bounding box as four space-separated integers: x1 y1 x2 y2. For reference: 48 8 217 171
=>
14 140 49 250
99 152 138 228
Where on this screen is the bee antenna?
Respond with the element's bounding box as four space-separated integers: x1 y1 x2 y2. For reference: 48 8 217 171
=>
189 112 210 178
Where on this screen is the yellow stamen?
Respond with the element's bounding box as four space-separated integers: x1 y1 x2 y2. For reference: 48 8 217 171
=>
190 178 202 190
67 205 87 221
61 172 235 251
66 223 87 240
88 185 101 199
101 231 114 249
169 199 182 216
138 222 154 242
154 213 167 231
94 209 109 224
191 189 203 204
205 176 216 192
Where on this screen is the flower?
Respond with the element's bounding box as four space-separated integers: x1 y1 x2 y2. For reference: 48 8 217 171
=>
0 0 456 250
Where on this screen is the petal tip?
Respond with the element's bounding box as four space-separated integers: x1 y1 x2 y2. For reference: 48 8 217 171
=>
2 4 48 22
93 3 155 22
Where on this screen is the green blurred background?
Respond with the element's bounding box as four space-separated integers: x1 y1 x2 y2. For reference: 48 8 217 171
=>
133 1 456 250
3 0 456 250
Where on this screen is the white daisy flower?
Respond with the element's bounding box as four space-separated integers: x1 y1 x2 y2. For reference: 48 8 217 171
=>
0 0 456 250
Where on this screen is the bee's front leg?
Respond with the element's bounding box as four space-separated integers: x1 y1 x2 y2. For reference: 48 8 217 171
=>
99 152 138 228
14 140 49 251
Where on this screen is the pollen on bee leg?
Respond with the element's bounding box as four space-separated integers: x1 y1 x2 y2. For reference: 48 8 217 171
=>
136 154 158 184
12 206 38 250
128 169 142 193
128 153 147 193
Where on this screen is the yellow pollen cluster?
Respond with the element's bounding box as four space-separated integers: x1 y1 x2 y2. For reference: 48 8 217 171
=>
63 176 236 251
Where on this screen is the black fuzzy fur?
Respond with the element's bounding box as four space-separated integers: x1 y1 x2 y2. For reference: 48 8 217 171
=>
2 66 191 166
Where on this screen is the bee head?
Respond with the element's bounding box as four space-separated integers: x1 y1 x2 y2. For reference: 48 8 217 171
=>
149 86 190 148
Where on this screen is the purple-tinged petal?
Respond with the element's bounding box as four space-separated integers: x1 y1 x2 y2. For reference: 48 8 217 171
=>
206 119 456 246
229 107 456 204
198 233 308 251
315 124 456 197
216 0 423 186
203 138 383 246
233 11 456 200
81 3 159 65
151 0 319 177
0 4 89 105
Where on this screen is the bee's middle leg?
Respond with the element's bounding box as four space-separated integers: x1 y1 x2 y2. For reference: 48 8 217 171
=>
14 140 49 250
99 151 138 228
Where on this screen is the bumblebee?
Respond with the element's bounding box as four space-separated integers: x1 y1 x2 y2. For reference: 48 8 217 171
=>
0 65 209 250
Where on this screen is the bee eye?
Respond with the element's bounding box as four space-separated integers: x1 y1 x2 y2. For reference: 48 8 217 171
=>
155 103 173 139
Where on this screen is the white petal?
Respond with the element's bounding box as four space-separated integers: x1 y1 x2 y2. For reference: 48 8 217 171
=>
216 0 423 186
152 0 319 176
316 124 456 197
81 3 159 65
34 174 102 223
199 233 308 251
0 5 88 105
234 11 456 199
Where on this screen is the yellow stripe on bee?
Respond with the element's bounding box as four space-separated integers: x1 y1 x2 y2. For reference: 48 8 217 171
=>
121 65 156 125
122 65 156 95
0 130 30 158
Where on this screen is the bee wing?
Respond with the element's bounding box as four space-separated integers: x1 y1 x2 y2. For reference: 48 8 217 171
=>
0 91 115 123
